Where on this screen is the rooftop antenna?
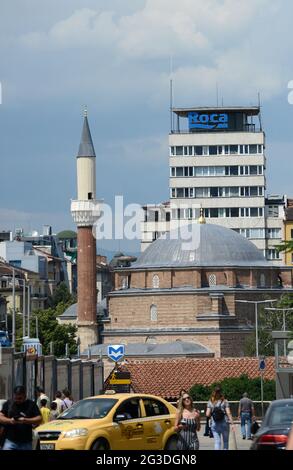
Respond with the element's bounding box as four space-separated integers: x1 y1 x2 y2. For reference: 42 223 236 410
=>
258 91 263 131
221 96 224 107
169 55 174 132
216 82 219 107
83 104 88 117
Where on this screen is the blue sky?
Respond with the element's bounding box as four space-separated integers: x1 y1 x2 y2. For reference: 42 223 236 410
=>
0 0 293 253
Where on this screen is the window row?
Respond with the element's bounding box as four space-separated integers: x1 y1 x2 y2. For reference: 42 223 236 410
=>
170 165 264 178
172 207 264 219
170 144 263 157
233 228 281 239
171 186 264 198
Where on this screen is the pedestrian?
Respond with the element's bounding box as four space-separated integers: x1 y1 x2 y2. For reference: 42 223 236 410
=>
36 386 50 409
238 392 255 440
206 386 235 450
62 389 74 410
175 392 201 450
49 402 59 421
40 399 50 424
53 391 64 414
0 385 42 450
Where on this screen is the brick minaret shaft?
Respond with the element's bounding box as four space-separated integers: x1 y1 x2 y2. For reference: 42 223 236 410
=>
71 110 102 352
77 226 97 323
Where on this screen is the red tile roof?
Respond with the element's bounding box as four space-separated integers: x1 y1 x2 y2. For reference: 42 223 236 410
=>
113 357 275 399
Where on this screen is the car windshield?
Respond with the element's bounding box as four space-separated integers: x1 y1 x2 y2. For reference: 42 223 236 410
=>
0 332 6 336
267 402 293 427
58 398 118 420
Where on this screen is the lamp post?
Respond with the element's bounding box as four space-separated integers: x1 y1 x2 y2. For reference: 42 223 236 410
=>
236 299 278 357
265 307 293 355
12 268 16 348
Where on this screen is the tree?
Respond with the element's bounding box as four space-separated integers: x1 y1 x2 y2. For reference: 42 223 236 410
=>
50 282 76 307
189 374 275 402
244 294 293 356
277 240 293 255
14 293 77 356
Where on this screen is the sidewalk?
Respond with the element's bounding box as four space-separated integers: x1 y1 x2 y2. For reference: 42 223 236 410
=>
198 423 253 450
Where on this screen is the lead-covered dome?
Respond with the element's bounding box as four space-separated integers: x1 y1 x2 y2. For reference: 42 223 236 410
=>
133 223 269 268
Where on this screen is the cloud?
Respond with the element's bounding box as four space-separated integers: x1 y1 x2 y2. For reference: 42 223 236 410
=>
17 0 287 104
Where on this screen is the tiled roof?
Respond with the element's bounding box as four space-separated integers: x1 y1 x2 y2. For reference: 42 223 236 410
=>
113 357 275 399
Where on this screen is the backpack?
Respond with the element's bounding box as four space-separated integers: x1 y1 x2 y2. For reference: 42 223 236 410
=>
212 402 225 422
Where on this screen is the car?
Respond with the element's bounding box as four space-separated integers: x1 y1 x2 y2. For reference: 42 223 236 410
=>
0 331 11 347
36 393 178 450
251 399 293 450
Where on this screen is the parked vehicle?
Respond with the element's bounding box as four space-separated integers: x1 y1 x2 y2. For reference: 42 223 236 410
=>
0 331 11 347
37 393 177 450
251 399 293 450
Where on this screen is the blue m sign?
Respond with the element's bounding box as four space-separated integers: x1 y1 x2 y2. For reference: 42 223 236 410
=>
107 344 125 362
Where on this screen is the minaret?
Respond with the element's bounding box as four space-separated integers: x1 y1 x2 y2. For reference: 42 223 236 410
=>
71 109 102 352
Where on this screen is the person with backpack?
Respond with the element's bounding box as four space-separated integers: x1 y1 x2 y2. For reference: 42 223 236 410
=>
206 386 235 450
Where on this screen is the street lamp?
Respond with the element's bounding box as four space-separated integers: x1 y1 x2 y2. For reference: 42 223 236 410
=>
236 299 278 357
265 307 293 355
1 273 31 346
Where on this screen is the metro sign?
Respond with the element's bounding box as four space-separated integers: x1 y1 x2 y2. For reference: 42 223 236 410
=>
107 344 125 362
188 112 228 130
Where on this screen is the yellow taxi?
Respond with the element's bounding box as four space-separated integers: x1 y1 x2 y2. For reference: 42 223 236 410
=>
36 393 178 450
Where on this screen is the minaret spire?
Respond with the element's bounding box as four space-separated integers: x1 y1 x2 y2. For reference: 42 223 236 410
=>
77 108 96 158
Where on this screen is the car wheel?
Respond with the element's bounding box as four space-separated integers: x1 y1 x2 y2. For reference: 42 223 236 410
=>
91 438 110 451
164 435 178 450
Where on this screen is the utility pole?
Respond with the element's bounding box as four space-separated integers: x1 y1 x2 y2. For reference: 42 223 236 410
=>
22 278 26 338
12 268 16 348
27 284 31 338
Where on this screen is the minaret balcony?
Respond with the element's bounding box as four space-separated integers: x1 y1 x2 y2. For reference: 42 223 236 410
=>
71 199 103 227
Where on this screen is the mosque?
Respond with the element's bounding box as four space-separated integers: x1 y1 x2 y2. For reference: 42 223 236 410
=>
70 113 293 358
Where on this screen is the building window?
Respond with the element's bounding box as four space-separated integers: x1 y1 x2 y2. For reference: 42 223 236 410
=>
166 212 171 222
153 231 159 240
176 146 183 156
267 249 280 260
154 211 159 222
267 228 281 239
122 277 128 289
260 273 266 287
268 206 279 217
150 304 158 322
208 274 217 286
152 275 160 289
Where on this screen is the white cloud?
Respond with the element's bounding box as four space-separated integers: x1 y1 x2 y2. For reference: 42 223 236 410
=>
17 0 287 103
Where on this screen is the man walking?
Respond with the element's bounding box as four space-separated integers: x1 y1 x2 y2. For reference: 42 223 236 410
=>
238 392 255 440
0 385 42 450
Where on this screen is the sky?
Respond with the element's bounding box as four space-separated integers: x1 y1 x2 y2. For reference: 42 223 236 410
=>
0 0 293 253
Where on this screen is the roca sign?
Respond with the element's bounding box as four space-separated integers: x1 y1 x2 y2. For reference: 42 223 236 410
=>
188 112 228 130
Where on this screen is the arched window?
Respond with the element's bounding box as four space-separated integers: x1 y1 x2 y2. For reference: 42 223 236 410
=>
152 275 160 289
150 304 158 322
209 274 217 286
145 336 157 344
260 273 266 287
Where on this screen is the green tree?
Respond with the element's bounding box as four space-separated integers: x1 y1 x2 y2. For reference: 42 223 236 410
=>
189 374 275 402
244 294 293 356
277 240 293 255
50 282 76 307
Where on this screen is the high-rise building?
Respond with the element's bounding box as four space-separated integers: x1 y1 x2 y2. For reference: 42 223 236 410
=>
141 105 285 264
